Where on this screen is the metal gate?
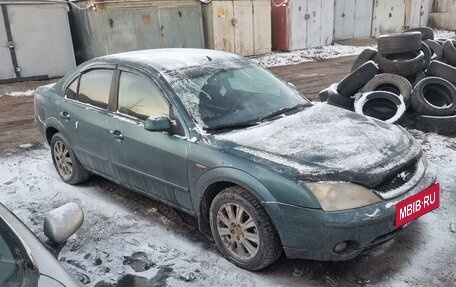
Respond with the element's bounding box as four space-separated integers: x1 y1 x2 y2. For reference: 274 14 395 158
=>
372 0 406 37
0 2 75 83
406 0 431 28
334 0 374 40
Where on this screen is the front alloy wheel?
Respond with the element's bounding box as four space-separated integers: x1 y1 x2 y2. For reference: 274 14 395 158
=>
216 203 260 260
210 186 282 270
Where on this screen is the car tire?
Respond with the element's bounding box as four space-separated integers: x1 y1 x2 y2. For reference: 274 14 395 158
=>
51 133 90 185
354 91 406 123
406 71 426 88
319 83 338 102
377 32 422 55
337 61 380 97
209 186 282 271
421 41 432 70
426 60 456 85
327 90 355 110
377 51 425 76
411 77 456 116
424 40 444 61
351 48 378 72
443 39 456 66
361 73 412 108
404 27 434 41
415 114 456 135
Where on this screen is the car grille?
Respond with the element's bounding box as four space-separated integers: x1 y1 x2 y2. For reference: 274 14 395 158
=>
374 160 419 193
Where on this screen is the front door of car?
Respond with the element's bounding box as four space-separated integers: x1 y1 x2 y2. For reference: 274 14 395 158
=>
107 69 192 211
59 68 114 176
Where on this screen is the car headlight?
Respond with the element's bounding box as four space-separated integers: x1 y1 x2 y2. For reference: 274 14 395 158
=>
305 182 381 211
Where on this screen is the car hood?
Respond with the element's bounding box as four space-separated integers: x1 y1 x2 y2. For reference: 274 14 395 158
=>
213 103 421 187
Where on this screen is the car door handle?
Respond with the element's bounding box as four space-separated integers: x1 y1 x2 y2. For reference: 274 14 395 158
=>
110 130 124 140
59 111 70 120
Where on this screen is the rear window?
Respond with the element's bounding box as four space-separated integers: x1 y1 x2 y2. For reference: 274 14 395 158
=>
78 69 113 109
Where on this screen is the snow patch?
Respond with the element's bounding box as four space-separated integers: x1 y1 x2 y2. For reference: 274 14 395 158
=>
1 89 35 98
250 43 374 68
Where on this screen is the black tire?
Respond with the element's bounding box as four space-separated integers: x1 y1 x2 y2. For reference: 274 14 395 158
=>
361 73 412 108
404 27 434 40
337 61 380 97
415 114 456 135
426 60 456 85
377 32 422 55
411 77 456 116
406 71 425 88
435 39 446 46
51 133 90 184
424 39 443 61
443 39 456 66
351 48 378 72
327 90 355 110
209 186 282 271
354 91 406 123
420 41 432 70
377 51 425 76
319 83 338 102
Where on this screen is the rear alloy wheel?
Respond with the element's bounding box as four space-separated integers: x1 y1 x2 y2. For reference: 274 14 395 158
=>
51 133 90 184
210 186 281 271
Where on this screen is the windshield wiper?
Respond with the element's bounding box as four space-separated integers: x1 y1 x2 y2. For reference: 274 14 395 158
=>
204 120 259 132
256 103 312 122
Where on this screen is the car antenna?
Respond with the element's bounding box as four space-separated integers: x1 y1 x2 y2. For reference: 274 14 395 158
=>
206 56 212 61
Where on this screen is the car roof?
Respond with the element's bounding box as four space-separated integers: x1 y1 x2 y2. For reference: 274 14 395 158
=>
99 48 243 73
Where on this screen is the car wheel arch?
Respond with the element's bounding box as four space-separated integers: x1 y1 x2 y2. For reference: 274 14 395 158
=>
193 168 278 234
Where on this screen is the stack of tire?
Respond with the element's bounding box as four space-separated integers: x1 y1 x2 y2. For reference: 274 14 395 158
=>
319 27 456 135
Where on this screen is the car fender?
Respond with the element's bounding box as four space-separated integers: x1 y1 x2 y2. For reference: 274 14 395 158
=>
44 117 74 148
193 167 277 208
192 167 287 233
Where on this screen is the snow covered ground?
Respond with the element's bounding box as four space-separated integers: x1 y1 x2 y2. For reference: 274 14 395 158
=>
251 29 455 68
0 127 455 287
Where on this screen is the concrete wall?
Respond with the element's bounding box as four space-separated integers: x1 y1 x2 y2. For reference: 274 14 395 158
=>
428 0 456 30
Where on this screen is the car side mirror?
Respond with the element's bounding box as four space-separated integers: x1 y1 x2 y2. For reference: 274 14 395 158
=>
44 203 84 244
144 115 171 132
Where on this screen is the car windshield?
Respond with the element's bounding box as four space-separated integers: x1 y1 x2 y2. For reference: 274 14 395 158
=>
168 60 311 130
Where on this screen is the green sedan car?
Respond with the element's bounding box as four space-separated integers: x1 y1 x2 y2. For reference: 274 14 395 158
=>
34 49 436 270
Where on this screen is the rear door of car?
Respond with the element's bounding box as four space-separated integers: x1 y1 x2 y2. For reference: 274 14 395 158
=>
59 64 115 176
106 66 192 211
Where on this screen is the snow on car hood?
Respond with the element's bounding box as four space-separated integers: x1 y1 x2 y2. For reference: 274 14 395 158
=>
215 103 421 187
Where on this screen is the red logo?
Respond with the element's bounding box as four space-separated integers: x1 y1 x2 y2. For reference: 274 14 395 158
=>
395 183 440 228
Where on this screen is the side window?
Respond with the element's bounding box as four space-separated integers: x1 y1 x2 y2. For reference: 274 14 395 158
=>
65 78 78 100
78 69 113 109
0 219 25 285
117 72 169 121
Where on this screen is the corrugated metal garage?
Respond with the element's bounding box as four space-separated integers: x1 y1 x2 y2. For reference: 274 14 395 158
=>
202 0 271 56
271 0 334 51
0 0 76 83
70 0 205 63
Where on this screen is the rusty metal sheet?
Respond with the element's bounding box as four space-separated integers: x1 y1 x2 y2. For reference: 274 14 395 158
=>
271 2 290 51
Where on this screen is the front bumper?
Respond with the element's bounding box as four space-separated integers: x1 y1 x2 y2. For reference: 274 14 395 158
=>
264 165 437 261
